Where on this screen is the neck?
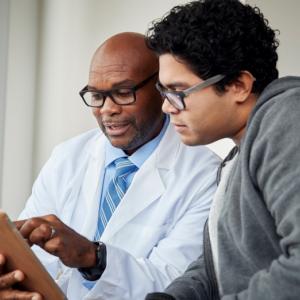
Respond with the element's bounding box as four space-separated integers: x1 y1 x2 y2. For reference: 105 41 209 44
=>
232 93 258 145
231 126 246 145
124 115 165 155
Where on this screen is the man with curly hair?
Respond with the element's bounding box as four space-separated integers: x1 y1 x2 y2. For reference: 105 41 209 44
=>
146 0 300 299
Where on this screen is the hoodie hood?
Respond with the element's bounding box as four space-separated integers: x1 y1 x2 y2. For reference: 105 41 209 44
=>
249 76 300 122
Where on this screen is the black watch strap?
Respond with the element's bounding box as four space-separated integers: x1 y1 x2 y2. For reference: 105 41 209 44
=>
78 241 107 281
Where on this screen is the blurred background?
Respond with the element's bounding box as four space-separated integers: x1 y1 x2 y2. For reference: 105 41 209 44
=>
0 0 299 218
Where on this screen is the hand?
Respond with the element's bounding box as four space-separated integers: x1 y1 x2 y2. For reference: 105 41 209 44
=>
14 215 97 269
0 254 42 300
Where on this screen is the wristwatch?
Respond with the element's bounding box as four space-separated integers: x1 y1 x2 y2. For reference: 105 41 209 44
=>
78 241 107 281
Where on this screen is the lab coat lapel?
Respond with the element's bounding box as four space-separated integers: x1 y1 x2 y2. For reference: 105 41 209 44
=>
79 135 106 239
101 124 180 241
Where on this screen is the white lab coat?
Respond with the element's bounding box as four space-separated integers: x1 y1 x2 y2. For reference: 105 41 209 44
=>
19 123 220 300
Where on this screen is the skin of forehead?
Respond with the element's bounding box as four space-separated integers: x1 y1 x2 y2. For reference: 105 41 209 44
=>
90 32 158 79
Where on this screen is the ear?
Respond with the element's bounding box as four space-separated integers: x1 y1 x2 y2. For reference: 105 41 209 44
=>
231 71 256 103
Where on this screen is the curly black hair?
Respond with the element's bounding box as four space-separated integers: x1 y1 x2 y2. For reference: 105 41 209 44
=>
146 0 279 94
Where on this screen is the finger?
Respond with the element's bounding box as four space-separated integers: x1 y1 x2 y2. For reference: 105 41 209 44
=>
10 222 32 247
15 215 59 232
43 236 62 257
13 219 27 230
0 289 42 300
17 218 47 239
0 270 24 289
29 224 53 246
42 214 59 223
0 254 5 274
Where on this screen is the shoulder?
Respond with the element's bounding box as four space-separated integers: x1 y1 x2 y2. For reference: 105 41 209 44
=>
158 123 221 180
54 128 101 150
179 142 221 163
158 122 220 163
242 77 300 173
248 77 300 131
47 128 104 169
176 143 221 178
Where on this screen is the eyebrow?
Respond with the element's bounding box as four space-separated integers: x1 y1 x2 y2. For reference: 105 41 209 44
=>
158 80 191 91
87 79 136 91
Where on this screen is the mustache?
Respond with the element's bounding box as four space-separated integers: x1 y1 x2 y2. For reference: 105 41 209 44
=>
101 118 135 126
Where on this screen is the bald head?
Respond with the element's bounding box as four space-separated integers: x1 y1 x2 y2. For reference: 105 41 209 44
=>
86 32 164 155
90 32 158 80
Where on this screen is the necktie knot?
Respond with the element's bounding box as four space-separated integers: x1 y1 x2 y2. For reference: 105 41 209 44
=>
114 157 137 178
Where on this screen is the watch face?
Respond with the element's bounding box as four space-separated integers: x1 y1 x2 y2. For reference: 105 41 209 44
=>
78 242 107 281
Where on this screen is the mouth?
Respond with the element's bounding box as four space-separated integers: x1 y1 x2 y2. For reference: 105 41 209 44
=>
171 122 187 133
103 122 131 136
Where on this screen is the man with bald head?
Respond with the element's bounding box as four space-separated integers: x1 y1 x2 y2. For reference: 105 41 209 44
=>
0 32 219 299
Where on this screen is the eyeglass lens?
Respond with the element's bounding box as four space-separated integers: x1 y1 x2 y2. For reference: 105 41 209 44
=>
84 88 135 107
164 93 185 110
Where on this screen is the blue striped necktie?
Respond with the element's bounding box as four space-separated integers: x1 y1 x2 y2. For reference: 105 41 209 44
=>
95 157 137 240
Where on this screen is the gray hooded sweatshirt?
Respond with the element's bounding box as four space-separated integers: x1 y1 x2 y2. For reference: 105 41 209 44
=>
146 76 300 300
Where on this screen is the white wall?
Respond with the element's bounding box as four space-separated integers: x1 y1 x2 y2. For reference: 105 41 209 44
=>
0 0 9 210
1 0 39 217
1 0 299 218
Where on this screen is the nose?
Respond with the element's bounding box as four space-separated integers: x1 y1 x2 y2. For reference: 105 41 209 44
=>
99 96 122 115
162 99 180 115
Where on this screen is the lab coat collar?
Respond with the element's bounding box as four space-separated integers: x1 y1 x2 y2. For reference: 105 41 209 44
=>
79 124 180 241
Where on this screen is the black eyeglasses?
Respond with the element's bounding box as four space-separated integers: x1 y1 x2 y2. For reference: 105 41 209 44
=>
79 72 158 108
155 74 225 110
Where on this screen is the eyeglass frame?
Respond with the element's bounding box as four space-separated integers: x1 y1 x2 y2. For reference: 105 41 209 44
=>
79 71 158 108
155 74 225 110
